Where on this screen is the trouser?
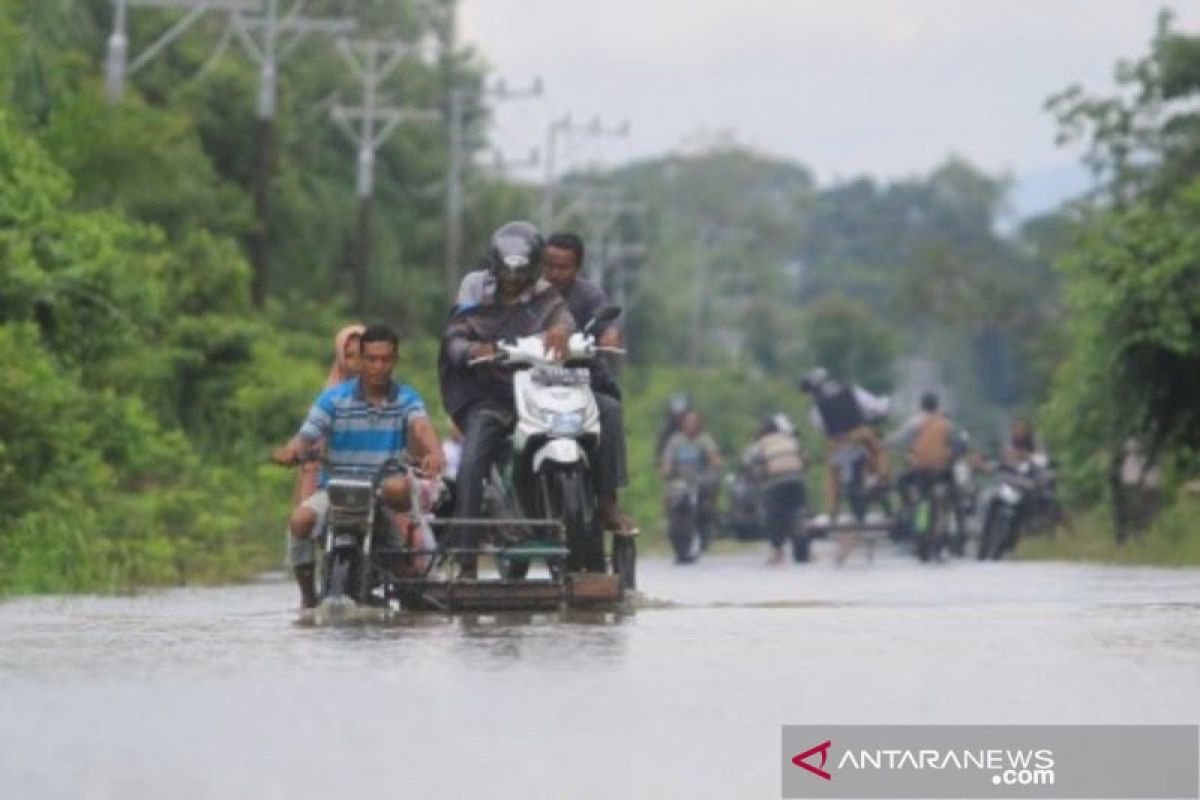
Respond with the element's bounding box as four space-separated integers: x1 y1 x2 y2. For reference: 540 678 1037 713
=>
452 403 516 563
763 478 806 549
825 426 889 515
595 391 628 499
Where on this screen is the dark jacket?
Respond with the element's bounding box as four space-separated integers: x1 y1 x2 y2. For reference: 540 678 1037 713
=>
559 278 621 399
438 285 575 426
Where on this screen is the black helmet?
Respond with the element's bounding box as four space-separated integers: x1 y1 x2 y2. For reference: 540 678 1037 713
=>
920 391 939 412
487 220 544 286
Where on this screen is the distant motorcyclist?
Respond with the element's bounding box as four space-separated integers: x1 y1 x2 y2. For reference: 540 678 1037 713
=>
656 392 691 465
660 410 722 559
885 391 968 538
1004 416 1041 467
799 367 890 517
744 413 807 565
439 221 575 578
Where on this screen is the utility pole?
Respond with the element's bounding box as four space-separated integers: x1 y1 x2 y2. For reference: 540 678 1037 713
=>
331 38 438 314
688 225 751 366
540 115 629 231
231 0 355 308
105 0 260 104
442 78 542 299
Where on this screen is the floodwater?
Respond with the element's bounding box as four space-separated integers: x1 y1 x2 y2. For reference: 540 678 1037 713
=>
1 542 1198 800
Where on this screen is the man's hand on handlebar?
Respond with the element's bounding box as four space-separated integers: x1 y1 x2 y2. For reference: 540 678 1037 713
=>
598 327 622 348
416 450 445 477
468 342 497 361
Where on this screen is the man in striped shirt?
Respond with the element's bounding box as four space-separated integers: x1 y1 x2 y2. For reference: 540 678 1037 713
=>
273 324 443 608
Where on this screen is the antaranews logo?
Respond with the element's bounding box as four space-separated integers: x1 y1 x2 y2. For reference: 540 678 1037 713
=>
782 725 1199 799
791 740 833 781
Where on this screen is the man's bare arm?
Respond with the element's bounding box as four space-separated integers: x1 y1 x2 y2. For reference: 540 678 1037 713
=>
408 416 445 475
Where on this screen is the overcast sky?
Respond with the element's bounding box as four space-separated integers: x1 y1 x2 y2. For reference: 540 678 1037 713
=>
460 1 1198 197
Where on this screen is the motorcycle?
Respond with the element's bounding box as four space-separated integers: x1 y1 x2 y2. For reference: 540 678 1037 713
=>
976 453 1056 560
909 473 953 563
306 458 438 607
665 477 702 564
720 466 765 543
467 307 636 589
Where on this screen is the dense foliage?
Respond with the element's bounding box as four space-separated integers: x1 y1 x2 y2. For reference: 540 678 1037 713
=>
1041 11 1200 550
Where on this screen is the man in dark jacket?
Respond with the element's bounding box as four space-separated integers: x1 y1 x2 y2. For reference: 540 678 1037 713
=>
439 221 574 578
541 232 634 535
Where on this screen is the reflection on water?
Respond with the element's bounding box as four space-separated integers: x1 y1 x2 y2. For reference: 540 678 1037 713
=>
1 547 1198 800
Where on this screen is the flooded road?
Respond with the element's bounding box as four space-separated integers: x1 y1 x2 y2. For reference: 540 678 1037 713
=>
2 544 1198 799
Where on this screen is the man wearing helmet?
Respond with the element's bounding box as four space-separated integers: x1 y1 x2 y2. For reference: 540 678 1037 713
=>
799 367 891 518
439 221 575 578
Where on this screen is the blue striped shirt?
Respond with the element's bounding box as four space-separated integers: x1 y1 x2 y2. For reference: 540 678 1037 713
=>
298 378 427 481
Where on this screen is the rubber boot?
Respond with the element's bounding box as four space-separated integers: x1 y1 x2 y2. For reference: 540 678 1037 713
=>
294 564 318 609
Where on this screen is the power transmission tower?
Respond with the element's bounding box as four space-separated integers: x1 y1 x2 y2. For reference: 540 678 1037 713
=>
105 0 260 103
231 0 356 308
540 115 629 230
331 38 438 314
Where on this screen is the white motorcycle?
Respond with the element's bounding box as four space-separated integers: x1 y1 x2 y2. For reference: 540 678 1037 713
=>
469 307 636 588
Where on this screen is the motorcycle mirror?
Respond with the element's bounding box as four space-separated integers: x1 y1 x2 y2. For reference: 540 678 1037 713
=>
585 305 622 334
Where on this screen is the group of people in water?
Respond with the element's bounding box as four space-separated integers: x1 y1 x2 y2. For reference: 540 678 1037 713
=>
657 373 1048 565
272 221 629 606
270 219 1051 607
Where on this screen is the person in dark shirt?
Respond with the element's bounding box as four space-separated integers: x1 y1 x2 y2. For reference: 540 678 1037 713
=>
541 232 635 535
439 221 574 578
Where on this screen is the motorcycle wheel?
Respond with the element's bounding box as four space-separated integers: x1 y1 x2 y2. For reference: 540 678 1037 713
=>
995 516 1020 559
324 550 356 601
668 508 697 564
612 535 637 590
980 514 1011 561
556 470 604 573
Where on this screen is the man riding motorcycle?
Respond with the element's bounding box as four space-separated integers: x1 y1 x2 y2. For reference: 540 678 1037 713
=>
453 230 632 536
656 392 691 466
439 221 575 579
660 410 722 562
884 391 968 551
273 324 444 608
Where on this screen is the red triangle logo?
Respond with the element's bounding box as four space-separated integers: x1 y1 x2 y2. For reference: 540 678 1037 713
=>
792 740 833 781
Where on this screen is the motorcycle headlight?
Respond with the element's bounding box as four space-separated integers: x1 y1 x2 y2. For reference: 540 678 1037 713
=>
998 483 1022 504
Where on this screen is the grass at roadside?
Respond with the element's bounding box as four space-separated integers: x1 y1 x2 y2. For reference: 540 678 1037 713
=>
1016 498 1200 567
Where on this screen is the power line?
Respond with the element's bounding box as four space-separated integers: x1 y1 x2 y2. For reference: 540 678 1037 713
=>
540 115 629 230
